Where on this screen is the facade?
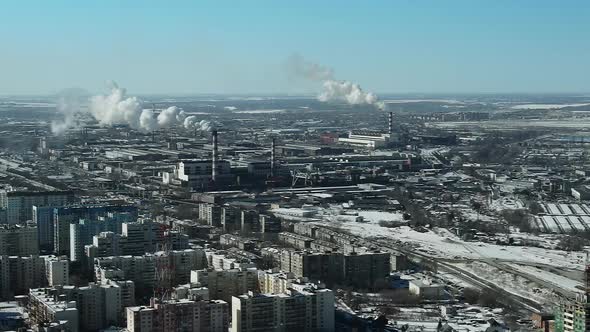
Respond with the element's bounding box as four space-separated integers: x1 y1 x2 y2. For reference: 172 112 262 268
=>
126 298 229 332
53 204 138 256
86 225 188 262
0 190 75 224
206 250 256 271
33 205 55 252
278 249 390 289
32 283 129 331
408 278 445 299
45 255 70 286
28 288 79 332
95 249 208 289
191 268 258 304
0 223 39 256
231 287 335 332
0 255 69 300
199 203 222 227
556 293 590 332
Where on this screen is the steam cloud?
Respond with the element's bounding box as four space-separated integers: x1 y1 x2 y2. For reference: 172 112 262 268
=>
287 54 384 109
52 82 213 134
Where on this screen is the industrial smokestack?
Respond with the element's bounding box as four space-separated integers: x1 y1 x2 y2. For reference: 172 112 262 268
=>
212 130 218 182
270 137 276 177
388 112 393 135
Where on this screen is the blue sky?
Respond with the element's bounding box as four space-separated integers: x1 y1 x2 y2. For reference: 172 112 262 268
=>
1 0 589 95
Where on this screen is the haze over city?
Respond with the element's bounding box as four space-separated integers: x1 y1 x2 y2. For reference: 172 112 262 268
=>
1 2 590 332
1 0 590 95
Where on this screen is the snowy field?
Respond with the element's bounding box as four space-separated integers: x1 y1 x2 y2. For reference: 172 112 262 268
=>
313 219 586 269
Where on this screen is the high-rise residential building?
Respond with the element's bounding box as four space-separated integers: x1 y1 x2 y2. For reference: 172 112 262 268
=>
53 204 138 256
191 268 258 304
0 190 75 224
0 223 39 256
69 215 135 262
231 286 335 332
221 205 241 232
556 265 590 332
199 203 222 226
277 249 390 289
126 298 229 332
240 210 260 233
0 255 69 300
28 288 79 332
31 282 130 332
44 255 70 286
205 250 256 271
86 225 188 263
257 270 295 295
33 205 55 252
95 249 208 289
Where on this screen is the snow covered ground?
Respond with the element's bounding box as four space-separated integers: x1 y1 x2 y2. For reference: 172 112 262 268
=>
505 263 582 293
488 197 525 212
453 262 561 309
510 103 590 110
313 219 586 269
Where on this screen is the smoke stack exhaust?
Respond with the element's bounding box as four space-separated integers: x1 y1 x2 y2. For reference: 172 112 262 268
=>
388 112 393 135
270 138 276 177
212 130 218 182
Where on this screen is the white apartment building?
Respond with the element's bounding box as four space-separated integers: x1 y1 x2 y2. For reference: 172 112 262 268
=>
28 288 79 332
126 298 229 332
231 286 335 332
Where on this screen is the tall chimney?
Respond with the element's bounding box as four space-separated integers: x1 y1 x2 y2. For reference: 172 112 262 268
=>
388 112 393 135
270 137 276 177
212 130 218 182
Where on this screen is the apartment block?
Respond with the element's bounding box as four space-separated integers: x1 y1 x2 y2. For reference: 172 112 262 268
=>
126 298 229 332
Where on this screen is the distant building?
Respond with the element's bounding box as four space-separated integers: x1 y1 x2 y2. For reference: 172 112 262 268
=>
572 186 590 201
199 203 222 226
164 159 232 191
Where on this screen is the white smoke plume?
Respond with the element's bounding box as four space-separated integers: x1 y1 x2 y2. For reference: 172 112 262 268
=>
51 88 89 135
157 106 186 128
288 54 384 109
139 109 158 132
286 53 334 82
183 117 214 132
89 81 145 129
51 82 215 135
